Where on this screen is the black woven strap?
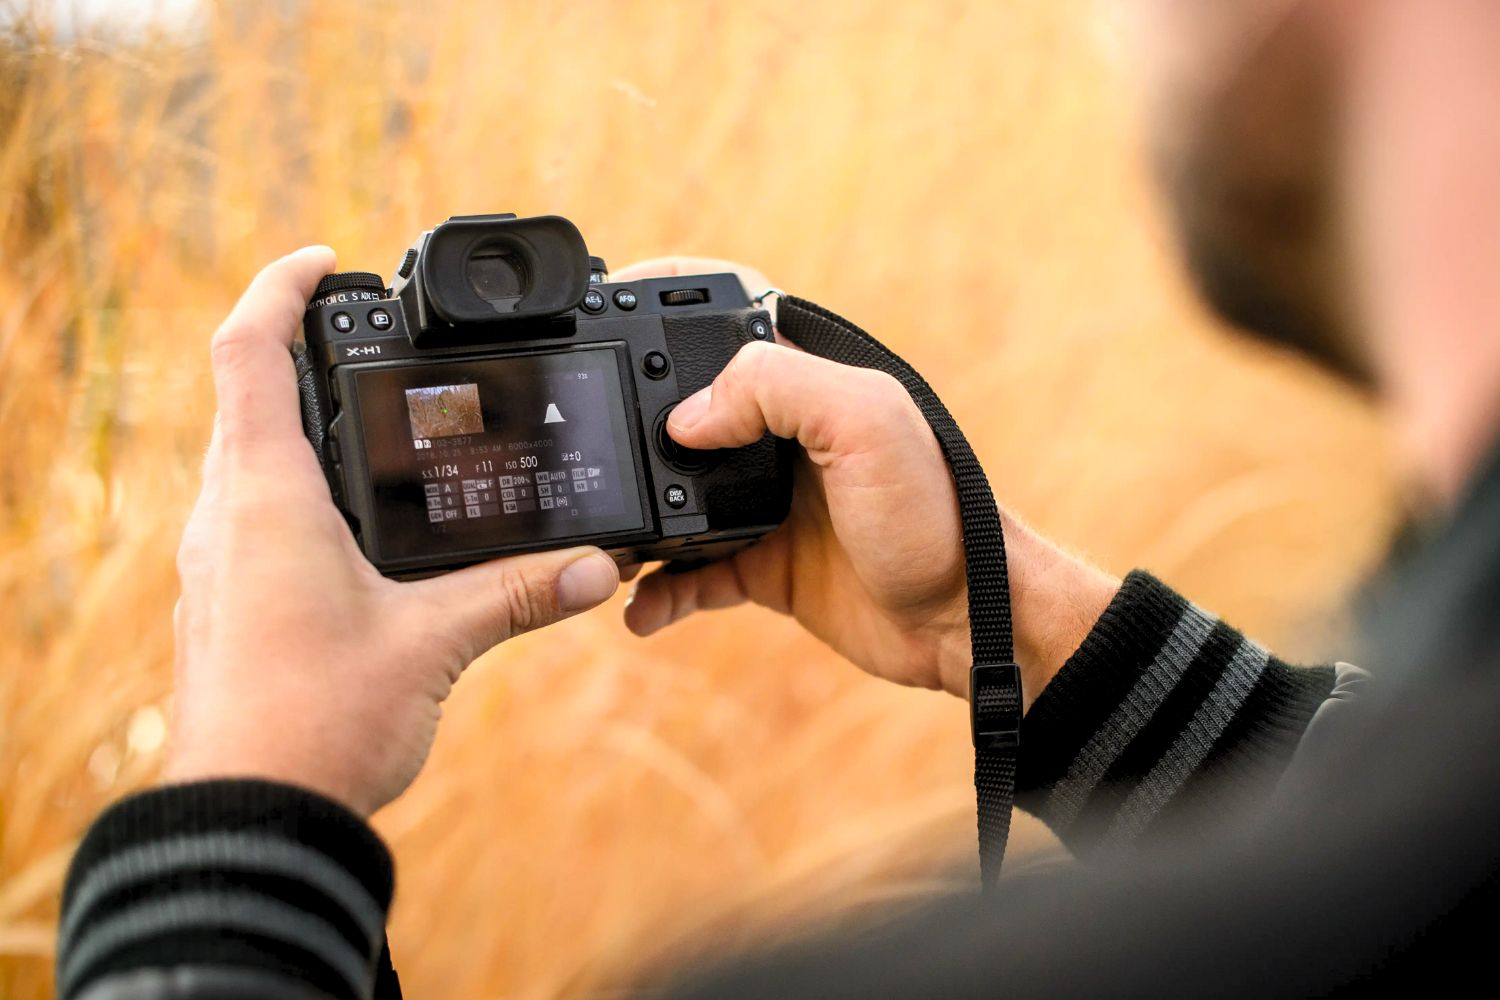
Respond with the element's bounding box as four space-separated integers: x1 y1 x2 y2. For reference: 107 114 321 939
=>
775 294 1021 890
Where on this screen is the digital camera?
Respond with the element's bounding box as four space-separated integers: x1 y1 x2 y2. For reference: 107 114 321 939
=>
297 213 793 579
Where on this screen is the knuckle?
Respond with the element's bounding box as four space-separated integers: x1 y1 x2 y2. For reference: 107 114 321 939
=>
174 545 193 584
209 323 251 370
498 569 556 638
726 339 777 388
862 368 908 408
862 370 919 429
174 535 195 577
719 341 781 421
175 513 209 579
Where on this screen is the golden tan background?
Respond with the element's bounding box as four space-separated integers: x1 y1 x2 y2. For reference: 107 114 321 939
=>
0 1 1397 997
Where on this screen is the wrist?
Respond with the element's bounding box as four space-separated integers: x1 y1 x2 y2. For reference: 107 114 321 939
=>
1010 522 1119 710
163 724 381 818
938 517 1119 708
163 760 378 819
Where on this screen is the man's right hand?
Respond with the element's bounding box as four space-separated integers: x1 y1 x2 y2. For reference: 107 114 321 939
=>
616 260 1119 705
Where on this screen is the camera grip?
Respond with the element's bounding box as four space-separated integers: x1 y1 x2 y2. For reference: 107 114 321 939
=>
293 343 333 483
662 309 793 531
662 311 756 395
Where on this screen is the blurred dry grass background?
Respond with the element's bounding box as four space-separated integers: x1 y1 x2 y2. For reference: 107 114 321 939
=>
0 1 1399 997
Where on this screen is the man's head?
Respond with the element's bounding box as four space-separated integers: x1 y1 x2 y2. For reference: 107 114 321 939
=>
1118 0 1370 383
1126 1 1500 503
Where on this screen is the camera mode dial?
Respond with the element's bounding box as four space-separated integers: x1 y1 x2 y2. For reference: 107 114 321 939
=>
307 271 387 312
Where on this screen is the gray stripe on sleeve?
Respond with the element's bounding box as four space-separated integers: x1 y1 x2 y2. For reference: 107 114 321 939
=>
1099 637 1272 849
1044 604 1218 832
59 832 385 958
74 966 338 1000
59 890 375 1000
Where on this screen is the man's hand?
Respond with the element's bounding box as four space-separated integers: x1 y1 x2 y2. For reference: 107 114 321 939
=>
165 247 620 816
616 258 1119 703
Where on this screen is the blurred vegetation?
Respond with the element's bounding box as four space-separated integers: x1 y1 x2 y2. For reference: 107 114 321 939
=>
0 1 1396 997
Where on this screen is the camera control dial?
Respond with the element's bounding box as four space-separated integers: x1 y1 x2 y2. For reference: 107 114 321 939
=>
661 288 709 306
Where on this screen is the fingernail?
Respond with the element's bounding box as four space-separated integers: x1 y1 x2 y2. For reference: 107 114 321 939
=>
670 387 712 431
557 553 618 612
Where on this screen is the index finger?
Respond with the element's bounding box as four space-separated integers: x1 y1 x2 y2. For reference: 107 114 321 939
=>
209 245 336 460
611 256 772 298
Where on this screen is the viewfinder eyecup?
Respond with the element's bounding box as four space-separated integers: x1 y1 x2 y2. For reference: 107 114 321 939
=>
418 214 590 326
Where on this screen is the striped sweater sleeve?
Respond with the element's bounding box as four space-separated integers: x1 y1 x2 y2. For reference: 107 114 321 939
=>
57 780 394 1000
1016 571 1337 857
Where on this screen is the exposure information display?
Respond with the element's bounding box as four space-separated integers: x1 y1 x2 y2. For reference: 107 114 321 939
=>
354 349 645 560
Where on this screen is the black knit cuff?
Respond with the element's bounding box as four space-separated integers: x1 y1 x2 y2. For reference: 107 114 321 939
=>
58 780 393 1000
1016 571 1336 857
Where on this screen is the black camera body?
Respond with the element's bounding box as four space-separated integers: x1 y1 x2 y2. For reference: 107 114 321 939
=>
297 213 793 579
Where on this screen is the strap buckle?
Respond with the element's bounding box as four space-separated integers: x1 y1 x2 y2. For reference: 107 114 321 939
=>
970 662 1022 750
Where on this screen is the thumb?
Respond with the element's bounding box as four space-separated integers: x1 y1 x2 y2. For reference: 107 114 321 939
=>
666 340 916 462
411 547 619 659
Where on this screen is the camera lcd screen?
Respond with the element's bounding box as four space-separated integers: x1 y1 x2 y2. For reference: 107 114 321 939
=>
352 348 645 561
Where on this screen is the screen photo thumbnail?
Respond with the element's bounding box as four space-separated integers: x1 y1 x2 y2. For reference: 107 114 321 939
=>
405 383 483 439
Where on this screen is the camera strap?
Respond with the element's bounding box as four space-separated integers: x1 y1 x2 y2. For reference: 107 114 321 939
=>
774 294 1022 891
